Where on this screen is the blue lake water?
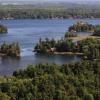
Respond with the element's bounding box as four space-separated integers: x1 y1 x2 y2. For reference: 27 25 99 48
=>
0 19 100 75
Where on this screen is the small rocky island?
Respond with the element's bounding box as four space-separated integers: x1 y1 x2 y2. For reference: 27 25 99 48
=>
0 25 8 33
0 42 20 57
68 21 95 32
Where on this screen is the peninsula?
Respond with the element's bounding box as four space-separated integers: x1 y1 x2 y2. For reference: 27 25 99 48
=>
34 21 100 60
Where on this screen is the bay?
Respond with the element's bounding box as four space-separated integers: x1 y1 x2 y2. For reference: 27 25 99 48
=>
0 19 100 75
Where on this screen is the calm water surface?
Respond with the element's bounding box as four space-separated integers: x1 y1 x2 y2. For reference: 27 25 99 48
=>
0 19 100 75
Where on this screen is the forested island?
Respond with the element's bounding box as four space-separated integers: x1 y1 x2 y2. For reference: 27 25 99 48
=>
0 25 7 33
0 60 99 100
0 42 20 57
68 22 94 32
69 22 100 33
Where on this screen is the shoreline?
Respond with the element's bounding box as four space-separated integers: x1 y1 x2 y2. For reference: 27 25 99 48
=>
0 18 100 21
0 53 20 57
54 52 83 55
67 34 100 42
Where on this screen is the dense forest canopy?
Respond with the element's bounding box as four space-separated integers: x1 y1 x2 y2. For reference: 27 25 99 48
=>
77 38 100 59
0 60 99 100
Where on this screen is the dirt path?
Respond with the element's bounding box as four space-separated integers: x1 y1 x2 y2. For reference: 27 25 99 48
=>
68 34 100 42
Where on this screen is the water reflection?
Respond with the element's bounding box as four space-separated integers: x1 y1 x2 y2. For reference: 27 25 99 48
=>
0 54 81 76
1 56 20 66
34 54 81 65
0 56 20 76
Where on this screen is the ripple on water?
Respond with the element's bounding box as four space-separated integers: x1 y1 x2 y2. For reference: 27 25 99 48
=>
21 48 34 57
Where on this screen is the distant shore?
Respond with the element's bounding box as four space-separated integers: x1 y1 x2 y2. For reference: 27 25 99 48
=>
1 18 100 20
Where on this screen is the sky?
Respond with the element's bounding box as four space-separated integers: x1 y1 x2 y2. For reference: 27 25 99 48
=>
0 0 99 2
0 0 100 4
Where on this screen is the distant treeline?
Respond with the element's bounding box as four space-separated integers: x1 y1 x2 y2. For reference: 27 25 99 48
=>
0 5 100 19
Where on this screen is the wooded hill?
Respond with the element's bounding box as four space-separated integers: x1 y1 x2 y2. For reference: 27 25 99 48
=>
0 4 100 19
